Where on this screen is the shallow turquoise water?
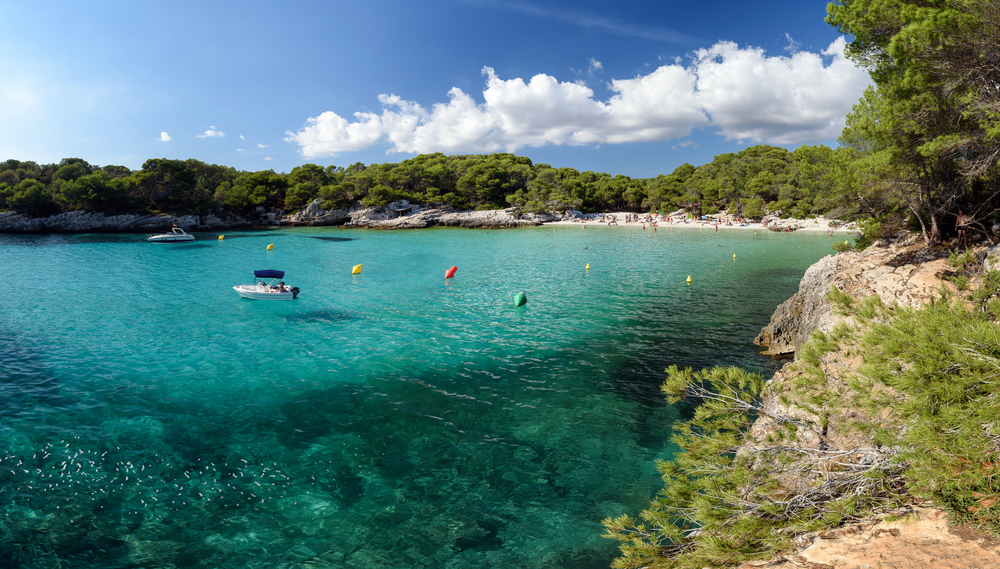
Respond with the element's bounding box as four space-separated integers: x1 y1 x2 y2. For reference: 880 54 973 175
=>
0 226 839 568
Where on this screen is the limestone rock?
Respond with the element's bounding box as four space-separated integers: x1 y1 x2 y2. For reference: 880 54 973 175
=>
755 232 951 356
0 210 248 233
287 199 350 226
737 506 1000 569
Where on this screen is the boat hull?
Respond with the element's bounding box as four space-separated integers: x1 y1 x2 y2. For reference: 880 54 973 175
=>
147 235 195 242
233 285 296 300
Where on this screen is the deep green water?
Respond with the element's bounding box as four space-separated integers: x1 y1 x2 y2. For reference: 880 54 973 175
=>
0 225 840 568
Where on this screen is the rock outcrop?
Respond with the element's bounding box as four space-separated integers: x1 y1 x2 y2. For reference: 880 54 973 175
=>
286 199 560 229
738 505 1000 569
1 200 576 233
0 210 253 233
740 234 1000 569
754 232 952 356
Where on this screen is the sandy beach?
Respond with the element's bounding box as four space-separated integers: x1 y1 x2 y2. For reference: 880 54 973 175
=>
545 212 861 233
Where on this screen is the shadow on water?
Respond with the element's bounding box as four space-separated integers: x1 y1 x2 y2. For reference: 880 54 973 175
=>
306 236 355 242
67 234 146 245
284 309 357 324
0 327 78 418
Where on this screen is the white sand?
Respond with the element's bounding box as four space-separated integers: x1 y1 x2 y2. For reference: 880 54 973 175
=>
545 212 860 233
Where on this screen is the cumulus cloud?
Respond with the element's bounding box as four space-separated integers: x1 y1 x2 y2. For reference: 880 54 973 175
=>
257 143 267 148
158 132 171 142
696 37 868 144
197 126 224 138
588 58 602 75
286 37 869 158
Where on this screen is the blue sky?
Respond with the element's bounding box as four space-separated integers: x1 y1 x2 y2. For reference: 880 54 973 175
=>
0 1 870 178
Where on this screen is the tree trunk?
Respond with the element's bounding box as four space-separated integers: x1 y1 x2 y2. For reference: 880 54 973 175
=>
909 203 931 246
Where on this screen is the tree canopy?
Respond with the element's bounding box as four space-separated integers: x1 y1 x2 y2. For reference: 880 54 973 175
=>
828 0 1000 244
0 148 863 221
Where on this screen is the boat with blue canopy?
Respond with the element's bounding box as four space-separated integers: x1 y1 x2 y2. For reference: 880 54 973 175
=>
233 269 300 300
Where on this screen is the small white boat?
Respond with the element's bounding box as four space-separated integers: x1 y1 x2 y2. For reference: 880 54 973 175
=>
147 226 195 242
234 270 300 300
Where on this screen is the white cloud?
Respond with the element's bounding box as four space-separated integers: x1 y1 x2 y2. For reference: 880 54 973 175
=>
695 37 869 144
158 132 172 142
240 135 245 140
286 37 870 158
588 58 602 75
264 157 272 161
257 143 267 148
236 148 245 152
784 33 801 53
197 126 225 138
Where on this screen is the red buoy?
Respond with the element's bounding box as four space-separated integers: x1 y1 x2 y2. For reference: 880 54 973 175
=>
445 265 457 279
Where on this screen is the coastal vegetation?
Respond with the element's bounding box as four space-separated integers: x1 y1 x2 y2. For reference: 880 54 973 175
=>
0 146 869 223
602 0 1000 567
603 262 1000 568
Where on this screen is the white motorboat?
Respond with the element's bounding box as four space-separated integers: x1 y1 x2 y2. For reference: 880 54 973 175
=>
147 226 195 242
234 270 300 300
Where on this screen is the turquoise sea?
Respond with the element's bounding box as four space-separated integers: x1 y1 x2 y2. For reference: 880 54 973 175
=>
0 225 840 568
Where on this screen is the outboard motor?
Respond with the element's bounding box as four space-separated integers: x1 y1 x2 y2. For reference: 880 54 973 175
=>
291 287 300 299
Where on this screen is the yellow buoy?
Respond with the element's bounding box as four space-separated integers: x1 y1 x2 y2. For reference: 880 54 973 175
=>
686 275 692 284
352 263 362 275
266 243 274 251
733 253 736 259
218 235 224 240
586 264 590 270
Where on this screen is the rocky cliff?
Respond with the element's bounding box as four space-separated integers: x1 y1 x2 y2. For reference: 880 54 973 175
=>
740 234 1000 569
754 232 953 356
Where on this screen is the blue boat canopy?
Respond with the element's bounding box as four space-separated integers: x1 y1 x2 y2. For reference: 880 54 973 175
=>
254 269 285 278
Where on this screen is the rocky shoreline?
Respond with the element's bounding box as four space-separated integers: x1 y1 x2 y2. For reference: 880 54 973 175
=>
753 232 955 356
0 200 576 234
742 233 1000 568
0 198 857 234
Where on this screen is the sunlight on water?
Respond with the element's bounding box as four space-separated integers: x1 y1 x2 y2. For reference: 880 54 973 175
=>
0 226 839 568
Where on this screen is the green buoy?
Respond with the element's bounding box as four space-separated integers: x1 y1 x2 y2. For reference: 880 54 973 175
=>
514 291 528 307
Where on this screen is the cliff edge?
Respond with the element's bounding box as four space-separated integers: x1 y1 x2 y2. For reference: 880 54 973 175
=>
754 232 952 356
742 234 1000 568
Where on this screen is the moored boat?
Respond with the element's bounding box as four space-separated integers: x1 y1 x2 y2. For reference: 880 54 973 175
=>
233 270 300 300
147 225 195 242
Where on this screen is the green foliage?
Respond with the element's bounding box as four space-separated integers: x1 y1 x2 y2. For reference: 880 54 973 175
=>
604 363 906 568
947 274 970 291
8 178 58 216
831 240 854 253
836 278 1000 533
948 249 977 272
0 146 856 220
851 217 882 250
608 271 1000 567
827 0 1000 245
